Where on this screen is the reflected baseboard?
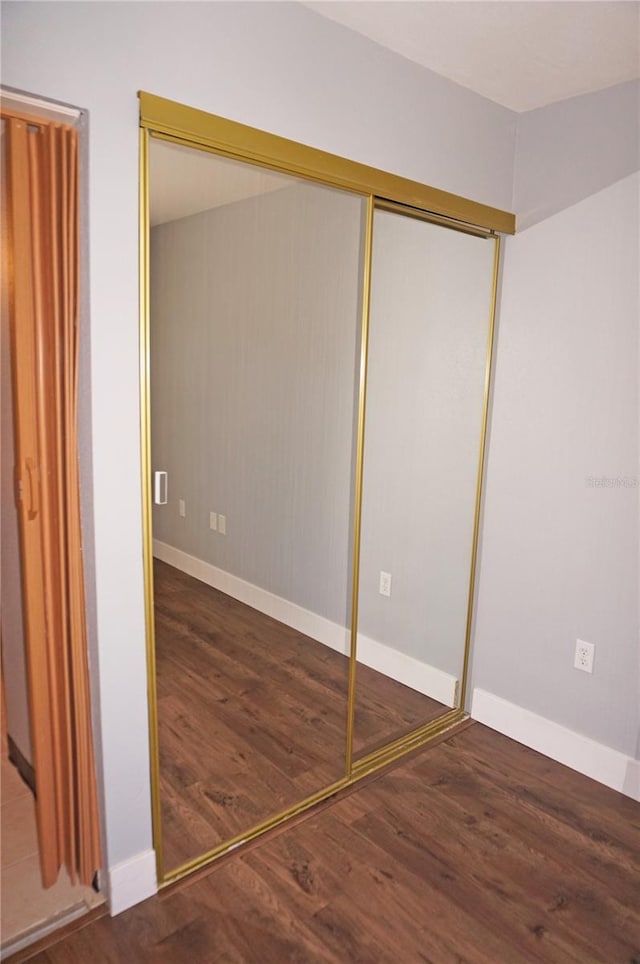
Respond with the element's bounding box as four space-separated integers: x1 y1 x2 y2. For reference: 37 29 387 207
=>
152 540 458 706
356 632 457 707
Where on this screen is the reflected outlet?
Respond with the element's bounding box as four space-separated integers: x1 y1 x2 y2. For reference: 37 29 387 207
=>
379 571 392 597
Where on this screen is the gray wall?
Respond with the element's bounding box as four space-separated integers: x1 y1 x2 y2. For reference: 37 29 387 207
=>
513 80 640 229
472 169 639 757
151 180 364 627
358 211 496 677
470 81 639 759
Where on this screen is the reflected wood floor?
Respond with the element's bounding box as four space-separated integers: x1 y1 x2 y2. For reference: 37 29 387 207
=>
153 560 445 873
30 724 640 963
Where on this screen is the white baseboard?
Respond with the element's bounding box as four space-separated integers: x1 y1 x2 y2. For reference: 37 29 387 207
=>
153 540 457 707
471 688 640 802
357 632 457 707
153 540 348 651
107 849 157 917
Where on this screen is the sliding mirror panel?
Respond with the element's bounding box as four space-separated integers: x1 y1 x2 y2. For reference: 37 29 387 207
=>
354 207 497 762
148 136 365 876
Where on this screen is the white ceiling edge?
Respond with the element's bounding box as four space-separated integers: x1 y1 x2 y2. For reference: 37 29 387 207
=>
303 1 640 113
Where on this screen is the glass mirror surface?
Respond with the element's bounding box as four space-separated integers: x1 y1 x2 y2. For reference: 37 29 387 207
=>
354 208 497 760
148 137 365 874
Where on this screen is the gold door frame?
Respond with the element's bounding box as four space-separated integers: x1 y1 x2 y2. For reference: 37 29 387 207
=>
139 92 513 885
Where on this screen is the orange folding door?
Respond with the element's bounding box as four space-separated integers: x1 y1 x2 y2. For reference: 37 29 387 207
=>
3 111 101 888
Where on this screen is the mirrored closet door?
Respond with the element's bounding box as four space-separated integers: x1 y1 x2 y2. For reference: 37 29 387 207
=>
353 207 498 764
147 138 365 877
140 92 512 885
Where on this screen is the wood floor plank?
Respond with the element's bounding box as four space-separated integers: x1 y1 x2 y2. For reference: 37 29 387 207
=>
27 723 640 964
354 794 625 962
424 746 640 899
285 810 533 964
153 560 445 872
450 725 640 846
352 659 444 755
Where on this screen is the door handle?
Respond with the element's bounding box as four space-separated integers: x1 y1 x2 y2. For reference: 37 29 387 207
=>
25 457 39 520
154 471 168 505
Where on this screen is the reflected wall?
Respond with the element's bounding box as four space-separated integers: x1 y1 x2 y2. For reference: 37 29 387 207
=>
354 209 498 758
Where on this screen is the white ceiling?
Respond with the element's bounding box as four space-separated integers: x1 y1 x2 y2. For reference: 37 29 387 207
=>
304 1 640 112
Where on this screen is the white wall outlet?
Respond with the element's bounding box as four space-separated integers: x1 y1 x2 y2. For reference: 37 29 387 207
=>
379 570 392 597
209 512 218 531
574 639 595 674
179 499 186 518
218 514 226 535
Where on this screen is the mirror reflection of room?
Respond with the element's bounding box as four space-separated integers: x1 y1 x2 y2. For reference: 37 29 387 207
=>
149 139 366 874
354 210 497 760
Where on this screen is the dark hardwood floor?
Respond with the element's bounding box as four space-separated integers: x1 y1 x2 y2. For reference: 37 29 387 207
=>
27 723 640 963
154 561 445 872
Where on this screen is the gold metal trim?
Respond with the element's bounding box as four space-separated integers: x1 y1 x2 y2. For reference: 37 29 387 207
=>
458 235 502 711
139 92 515 235
374 197 496 239
139 126 165 883
345 196 375 777
352 709 466 777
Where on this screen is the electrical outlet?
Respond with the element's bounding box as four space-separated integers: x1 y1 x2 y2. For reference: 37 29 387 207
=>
379 571 392 597
179 499 186 518
574 639 595 674
218 514 226 535
209 512 217 531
